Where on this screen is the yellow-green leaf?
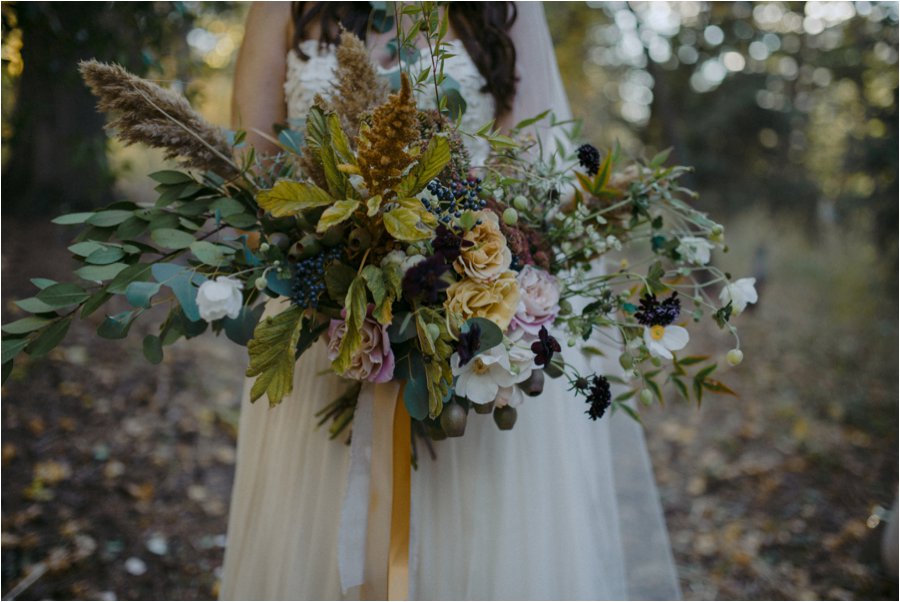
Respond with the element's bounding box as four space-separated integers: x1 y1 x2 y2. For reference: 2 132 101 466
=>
366 195 383 217
383 207 432 241
246 306 304 405
316 200 360 233
333 276 368 373
257 180 333 217
396 197 437 227
327 113 356 164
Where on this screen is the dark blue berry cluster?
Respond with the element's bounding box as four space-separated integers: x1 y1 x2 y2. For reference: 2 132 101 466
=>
634 292 681 327
577 144 601 176
423 177 487 224
290 245 343 310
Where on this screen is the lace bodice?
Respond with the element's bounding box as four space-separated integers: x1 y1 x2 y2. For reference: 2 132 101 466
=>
285 38 495 165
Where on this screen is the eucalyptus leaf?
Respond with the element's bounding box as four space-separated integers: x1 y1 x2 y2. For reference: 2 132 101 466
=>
87 210 134 227
1 338 29 364
401 351 429 420
151 264 207 322
151 228 195 250
142 335 164 364
116 216 149 239
27 318 72 358
14 297 57 314
224 304 265 346
149 170 195 185
464 317 503 354
85 246 126 265
75 263 129 282
190 241 235 267
107 263 153 294
52 212 95 225
97 311 137 340
2 316 53 335
125 281 162 308
81 291 112 318
36 283 90 308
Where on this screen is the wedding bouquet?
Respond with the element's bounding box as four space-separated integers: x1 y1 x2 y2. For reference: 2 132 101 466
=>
1 10 756 443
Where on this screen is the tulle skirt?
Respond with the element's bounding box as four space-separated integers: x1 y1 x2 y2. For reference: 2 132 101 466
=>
220 318 681 600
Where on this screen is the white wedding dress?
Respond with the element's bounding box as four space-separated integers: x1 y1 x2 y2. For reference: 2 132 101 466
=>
221 4 680 600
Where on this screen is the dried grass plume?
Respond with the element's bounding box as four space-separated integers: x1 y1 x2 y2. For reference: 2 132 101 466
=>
79 60 236 177
330 31 388 136
356 73 418 196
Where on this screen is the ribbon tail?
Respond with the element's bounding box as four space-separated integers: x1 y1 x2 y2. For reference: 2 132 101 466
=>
337 384 375 594
388 388 411 601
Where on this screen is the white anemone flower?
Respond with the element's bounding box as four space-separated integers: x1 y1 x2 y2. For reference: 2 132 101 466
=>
677 236 715 265
643 324 690 360
718 277 758 314
451 345 520 405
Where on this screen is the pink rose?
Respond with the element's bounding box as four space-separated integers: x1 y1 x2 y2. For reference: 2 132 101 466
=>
510 265 561 335
326 306 395 383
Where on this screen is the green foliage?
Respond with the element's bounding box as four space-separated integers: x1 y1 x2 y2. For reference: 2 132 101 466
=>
246 307 305 406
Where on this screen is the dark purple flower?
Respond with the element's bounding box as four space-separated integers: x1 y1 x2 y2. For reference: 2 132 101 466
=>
432 224 472 263
577 144 601 176
634 292 680 327
584 374 611 421
531 326 561 367
455 323 481 366
402 255 451 304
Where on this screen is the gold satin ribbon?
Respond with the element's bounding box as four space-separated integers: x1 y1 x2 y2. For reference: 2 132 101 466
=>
388 388 411 601
363 383 410 600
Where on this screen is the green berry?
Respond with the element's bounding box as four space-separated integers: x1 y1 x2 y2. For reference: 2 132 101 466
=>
726 349 744 366
512 195 529 211
440 403 467 437
502 207 518 225
639 389 654 405
254 276 268 291
493 405 518 430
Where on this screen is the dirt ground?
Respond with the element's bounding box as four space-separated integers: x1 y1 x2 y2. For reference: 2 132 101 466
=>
2 216 897 600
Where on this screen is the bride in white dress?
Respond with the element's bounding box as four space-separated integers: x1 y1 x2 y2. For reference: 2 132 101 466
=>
221 3 680 599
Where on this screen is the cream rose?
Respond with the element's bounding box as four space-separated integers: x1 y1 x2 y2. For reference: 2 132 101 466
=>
453 211 512 282
444 270 520 331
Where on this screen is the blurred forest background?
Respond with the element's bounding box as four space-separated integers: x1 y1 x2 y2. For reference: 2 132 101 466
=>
1 1 897 600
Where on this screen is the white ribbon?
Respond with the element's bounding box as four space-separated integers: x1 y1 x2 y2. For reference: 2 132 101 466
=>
337 383 375 593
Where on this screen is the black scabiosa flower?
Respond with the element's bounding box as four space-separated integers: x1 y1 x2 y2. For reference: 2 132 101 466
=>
455 323 481 366
402 255 451 304
634 292 681 327
531 326 561 367
432 224 472 263
584 374 612 421
577 144 601 176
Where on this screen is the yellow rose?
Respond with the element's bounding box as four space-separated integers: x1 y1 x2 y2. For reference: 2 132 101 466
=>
444 271 520 331
453 211 512 282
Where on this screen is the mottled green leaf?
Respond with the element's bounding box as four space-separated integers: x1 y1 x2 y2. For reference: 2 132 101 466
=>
246 306 304 405
316 200 360 233
256 180 333 217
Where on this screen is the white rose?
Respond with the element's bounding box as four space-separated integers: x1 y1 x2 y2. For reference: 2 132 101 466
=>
718 277 758 314
196 276 243 322
677 236 715 265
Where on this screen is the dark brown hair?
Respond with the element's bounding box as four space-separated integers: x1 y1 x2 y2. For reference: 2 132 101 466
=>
291 2 518 115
